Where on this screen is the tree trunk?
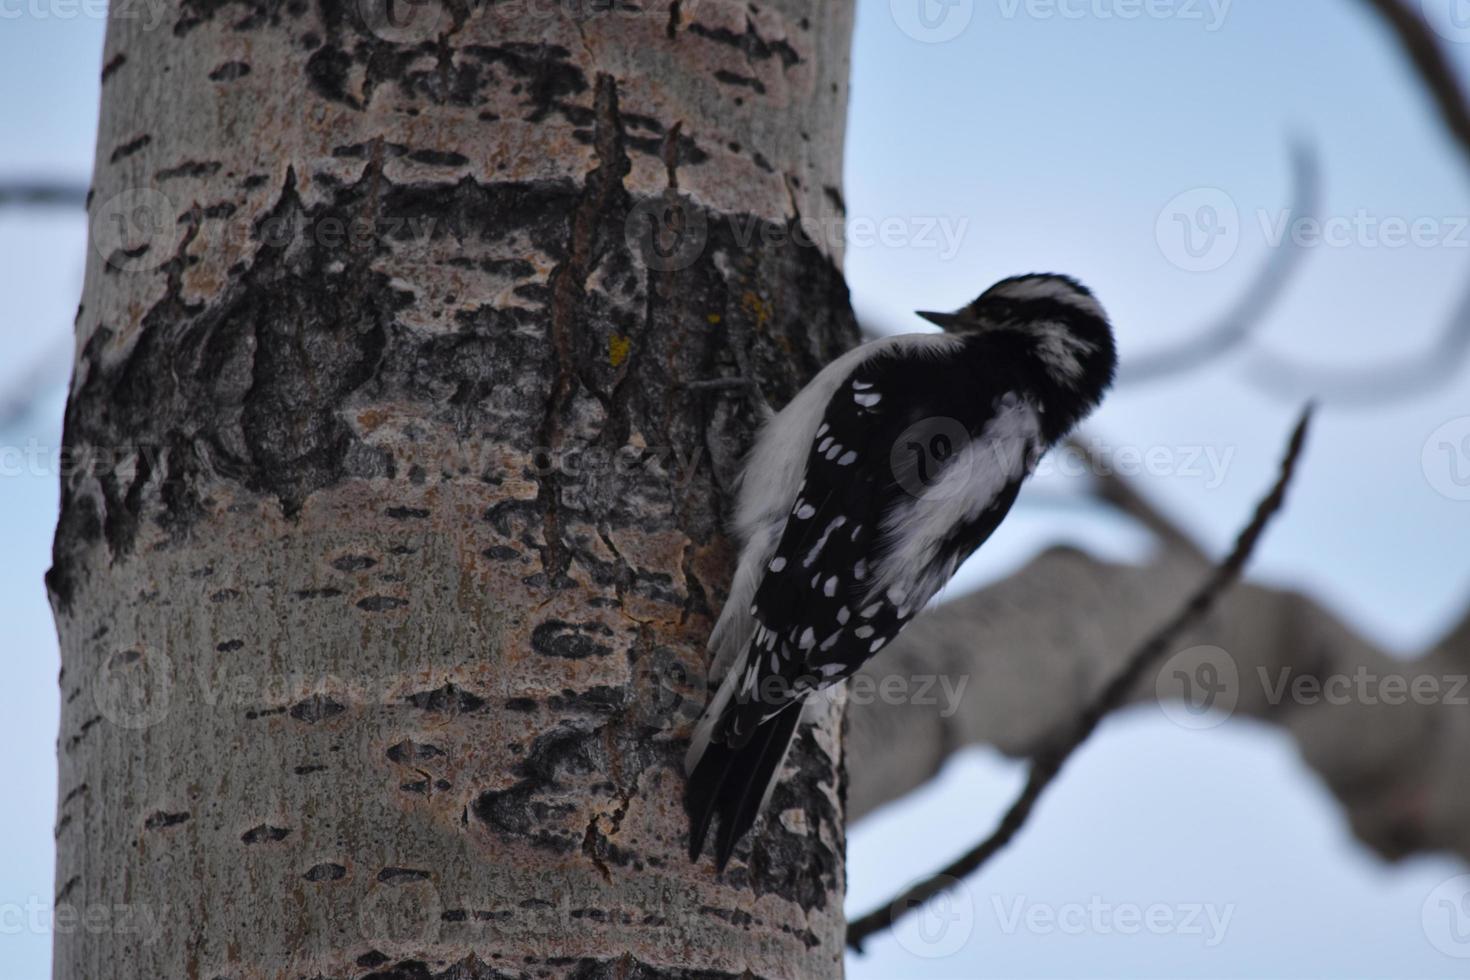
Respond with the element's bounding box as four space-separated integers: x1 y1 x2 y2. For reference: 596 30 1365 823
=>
51 2 856 977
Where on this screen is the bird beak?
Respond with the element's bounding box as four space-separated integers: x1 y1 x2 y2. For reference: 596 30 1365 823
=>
916 311 963 330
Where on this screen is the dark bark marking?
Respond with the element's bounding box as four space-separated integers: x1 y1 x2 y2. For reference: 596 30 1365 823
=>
143 810 191 830
303 862 347 881
208 61 252 81
461 43 589 122
407 148 470 167
712 70 765 94
289 693 347 722
376 866 431 882
688 19 801 69
63 715 103 753
241 823 291 844
386 739 445 763
55 875 80 904
530 619 615 659
357 595 408 611
109 134 152 163
546 686 625 715
174 0 299 37
100 53 127 83
331 554 378 571
403 683 486 714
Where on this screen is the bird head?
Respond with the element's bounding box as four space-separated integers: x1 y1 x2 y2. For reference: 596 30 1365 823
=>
917 273 1117 396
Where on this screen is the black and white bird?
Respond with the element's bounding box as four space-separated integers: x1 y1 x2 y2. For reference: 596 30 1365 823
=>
684 273 1118 870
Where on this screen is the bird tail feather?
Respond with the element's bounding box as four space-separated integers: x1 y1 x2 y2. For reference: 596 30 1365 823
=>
684 672 801 871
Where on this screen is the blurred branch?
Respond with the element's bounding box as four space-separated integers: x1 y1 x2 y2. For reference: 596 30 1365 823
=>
0 182 85 428
1356 0 1470 171
1250 271 1470 404
0 337 72 431
847 407 1312 953
1121 142 1320 384
1247 0 1470 404
0 181 88 209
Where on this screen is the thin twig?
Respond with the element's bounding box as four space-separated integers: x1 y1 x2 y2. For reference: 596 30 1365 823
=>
847 405 1314 953
1121 142 1319 384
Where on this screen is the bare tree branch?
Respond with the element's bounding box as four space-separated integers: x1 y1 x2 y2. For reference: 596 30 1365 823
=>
1250 271 1470 405
845 544 1470 879
847 406 1313 953
1356 0 1470 172
1120 142 1320 384
0 181 88 209
1247 0 1470 403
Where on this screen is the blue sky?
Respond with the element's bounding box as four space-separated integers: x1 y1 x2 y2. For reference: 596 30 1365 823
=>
4 1 1470 977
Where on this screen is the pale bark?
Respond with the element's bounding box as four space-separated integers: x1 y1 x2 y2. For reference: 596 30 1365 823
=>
847 545 1470 867
52 2 856 977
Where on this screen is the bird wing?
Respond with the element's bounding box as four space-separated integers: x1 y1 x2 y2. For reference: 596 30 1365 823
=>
718 337 1041 746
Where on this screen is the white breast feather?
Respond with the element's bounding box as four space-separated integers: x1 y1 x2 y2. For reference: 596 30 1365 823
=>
869 395 1040 613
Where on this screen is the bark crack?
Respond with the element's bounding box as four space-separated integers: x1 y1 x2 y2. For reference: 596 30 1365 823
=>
536 72 631 586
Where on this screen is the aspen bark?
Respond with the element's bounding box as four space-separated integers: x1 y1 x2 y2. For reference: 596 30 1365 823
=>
52 2 856 976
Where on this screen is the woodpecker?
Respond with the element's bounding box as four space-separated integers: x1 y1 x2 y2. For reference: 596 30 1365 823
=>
684 273 1118 870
